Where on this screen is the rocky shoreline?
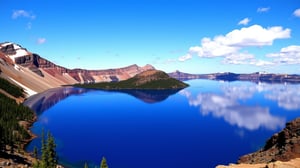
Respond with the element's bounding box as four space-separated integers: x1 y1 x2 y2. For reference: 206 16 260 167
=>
0 118 37 167
217 118 300 168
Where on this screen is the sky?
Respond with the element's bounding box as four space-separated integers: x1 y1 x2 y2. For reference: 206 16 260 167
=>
1 0 300 74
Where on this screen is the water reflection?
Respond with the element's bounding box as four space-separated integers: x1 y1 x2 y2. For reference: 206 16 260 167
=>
24 87 182 114
23 87 88 114
180 89 285 130
222 82 300 111
104 89 182 103
179 81 300 131
261 84 300 110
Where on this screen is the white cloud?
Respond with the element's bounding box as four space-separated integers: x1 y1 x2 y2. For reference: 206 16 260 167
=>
189 37 238 57
257 7 270 13
238 18 250 25
178 53 192 62
267 45 300 64
224 25 290 47
179 25 291 67
293 8 300 18
223 53 254 65
12 10 36 20
250 60 274 66
37 38 46 44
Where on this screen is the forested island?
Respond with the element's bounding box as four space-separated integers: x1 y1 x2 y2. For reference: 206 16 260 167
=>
75 70 189 90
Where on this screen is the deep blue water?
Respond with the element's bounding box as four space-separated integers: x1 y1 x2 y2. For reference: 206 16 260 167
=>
25 80 300 168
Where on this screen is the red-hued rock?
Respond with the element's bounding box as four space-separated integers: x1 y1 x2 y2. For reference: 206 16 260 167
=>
238 118 300 164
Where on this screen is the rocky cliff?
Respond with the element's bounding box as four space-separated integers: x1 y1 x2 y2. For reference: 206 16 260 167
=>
0 42 154 96
238 118 300 164
217 118 300 168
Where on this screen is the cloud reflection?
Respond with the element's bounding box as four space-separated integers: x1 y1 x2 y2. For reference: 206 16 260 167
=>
262 84 300 110
180 83 287 131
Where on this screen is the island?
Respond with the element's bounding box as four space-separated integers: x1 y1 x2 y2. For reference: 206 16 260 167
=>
74 70 189 89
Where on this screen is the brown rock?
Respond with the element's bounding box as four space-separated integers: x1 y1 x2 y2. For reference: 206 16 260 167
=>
238 118 300 164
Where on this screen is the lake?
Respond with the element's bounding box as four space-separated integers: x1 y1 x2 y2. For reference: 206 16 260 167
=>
25 79 300 168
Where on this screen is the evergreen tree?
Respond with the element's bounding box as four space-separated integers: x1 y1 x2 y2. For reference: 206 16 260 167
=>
47 131 57 168
39 129 57 168
41 129 48 168
33 146 38 159
100 157 108 168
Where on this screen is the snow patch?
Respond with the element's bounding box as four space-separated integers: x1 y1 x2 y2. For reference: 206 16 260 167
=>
14 64 24 72
0 42 30 63
8 77 37 97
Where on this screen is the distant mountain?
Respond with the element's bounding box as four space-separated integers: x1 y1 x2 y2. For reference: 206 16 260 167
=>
75 69 189 89
169 70 300 83
0 42 154 96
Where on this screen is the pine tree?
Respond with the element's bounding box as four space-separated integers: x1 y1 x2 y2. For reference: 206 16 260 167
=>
39 129 57 168
84 162 89 168
100 157 108 168
33 146 38 159
47 131 57 168
41 129 48 168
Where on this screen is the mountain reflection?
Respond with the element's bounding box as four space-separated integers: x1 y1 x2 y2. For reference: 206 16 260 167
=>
24 87 182 114
104 89 182 103
24 87 88 114
178 81 300 131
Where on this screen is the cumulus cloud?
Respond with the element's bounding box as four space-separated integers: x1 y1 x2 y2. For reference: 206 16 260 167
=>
257 7 270 13
267 45 300 64
293 8 300 18
238 18 250 25
179 25 291 67
188 25 290 58
37 38 46 44
12 10 36 19
223 25 290 47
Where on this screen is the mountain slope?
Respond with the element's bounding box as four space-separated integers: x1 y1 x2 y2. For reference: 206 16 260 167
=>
0 42 154 96
75 70 189 89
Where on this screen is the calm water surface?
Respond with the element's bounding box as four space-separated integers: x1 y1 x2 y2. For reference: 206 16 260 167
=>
25 80 300 168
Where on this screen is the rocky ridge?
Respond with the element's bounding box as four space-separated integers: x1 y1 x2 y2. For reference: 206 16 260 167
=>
0 42 154 96
169 70 300 83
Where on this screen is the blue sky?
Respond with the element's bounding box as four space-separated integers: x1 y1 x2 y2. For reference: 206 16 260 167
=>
1 0 300 74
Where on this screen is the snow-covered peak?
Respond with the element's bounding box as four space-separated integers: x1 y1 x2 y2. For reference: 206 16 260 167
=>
0 42 31 63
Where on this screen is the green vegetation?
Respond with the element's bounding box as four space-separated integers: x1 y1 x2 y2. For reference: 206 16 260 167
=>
83 157 109 168
0 77 24 97
100 157 109 168
75 70 189 90
0 92 34 153
33 129 58 168
0 77 57 167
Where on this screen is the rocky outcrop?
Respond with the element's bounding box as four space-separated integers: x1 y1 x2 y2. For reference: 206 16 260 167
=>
238 118 300 164
217 158 300 168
